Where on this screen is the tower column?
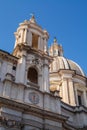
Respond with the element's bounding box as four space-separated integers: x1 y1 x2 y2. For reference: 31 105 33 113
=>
15 51 26 84
41 38 44 51
75 87 78 105
20 29 24 43
38 36 41 50
83 91 87 107
44 38 47 53
68 78 76 106
43 61 49 92
27 30 32 46
23 29 27 43
62 78 69 104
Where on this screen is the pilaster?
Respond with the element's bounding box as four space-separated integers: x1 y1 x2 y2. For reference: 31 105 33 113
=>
27 30 32 46
44 38 47 53
83 91 87 107
20 29 24 43
43 61 49 92
62 78 69 104
3 80 11 98
1 61 7 81
41 38 44 51
23 29 27 43
38 36 41 50
15 51 26 84
68 78 76 106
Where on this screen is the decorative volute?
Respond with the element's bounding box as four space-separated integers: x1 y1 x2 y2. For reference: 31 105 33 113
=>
14 15 49 54
49 37 63 57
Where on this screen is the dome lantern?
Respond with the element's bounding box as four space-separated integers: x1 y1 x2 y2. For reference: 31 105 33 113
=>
49 37 63 57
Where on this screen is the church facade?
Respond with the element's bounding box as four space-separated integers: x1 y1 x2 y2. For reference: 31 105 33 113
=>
0 16 87 130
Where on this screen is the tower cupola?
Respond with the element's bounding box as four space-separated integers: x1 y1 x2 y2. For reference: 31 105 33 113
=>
49 37 63 57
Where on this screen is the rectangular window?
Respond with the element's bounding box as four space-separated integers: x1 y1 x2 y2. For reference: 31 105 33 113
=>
77 90 83 106
78 95 82 105
32 34 38 49
12 65 16 77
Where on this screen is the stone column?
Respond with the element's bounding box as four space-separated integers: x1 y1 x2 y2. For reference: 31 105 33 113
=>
43 62 49 92
20 29 24 43
75 88 78 105
62 78 69 104
15 51 26 84
41 38 44 51
44 38 47 53
17 84 24 101
7 62 12 74
38 36 41 50
68 78 76 106
3 81 11 98
83 91 87 107
38 74 42 90
1 61 7 81
55 97 61 114
27 30 32 46
23 29 27 43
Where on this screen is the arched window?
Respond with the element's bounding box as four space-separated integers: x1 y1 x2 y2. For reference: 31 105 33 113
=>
27 67 38 84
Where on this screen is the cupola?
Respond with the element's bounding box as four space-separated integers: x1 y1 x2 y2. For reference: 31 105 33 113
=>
49 37 63 57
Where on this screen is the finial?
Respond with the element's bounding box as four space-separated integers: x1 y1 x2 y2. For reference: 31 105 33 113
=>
54 37 57 43
30 13 36 23
30 13 35 18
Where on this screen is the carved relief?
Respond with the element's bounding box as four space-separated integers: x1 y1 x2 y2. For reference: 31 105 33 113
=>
0 116 22 128
29 92 39 104
27 54 43 68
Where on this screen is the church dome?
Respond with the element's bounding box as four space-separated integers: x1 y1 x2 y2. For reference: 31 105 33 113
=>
49 38 85 77
50 56 85 76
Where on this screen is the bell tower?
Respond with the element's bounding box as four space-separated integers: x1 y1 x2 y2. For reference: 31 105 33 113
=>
13 15 52 92
14 15 48 54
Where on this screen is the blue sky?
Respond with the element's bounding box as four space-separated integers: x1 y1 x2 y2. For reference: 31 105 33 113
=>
0 0 87 75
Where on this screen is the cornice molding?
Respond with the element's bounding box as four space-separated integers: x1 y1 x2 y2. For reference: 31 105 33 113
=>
0 96 67 123
0 116 22 129
13 44 53 62
0 49 18 63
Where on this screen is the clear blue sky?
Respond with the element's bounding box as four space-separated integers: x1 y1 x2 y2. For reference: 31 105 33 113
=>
0 0 87 75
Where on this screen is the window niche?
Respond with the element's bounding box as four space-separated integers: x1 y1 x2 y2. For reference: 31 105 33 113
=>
27 67 38 84
32 33 39 49
12 65 16 71
77 90 83 106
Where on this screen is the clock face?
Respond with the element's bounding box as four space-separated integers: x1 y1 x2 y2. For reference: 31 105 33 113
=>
29 92 39 104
